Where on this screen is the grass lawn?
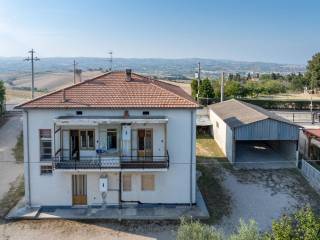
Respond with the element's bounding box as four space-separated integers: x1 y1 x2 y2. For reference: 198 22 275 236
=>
12 131 23 163
196 135 226 159
196 135 231 224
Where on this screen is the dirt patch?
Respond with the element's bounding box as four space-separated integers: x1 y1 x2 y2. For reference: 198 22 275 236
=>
0 175 24 218
0 220 178 240
197 159 231 224
196 135 226 160
12 132 23 163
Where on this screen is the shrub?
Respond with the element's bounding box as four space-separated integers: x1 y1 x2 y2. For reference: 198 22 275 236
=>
229 219 261 240
177 218 223 240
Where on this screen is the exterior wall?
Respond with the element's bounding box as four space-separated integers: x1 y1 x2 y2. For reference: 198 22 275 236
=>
235 119 299 141
208 109 233 162
298 130 309 160
23 108 196 207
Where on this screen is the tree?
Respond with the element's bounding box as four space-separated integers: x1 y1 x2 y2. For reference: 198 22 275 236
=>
0 81 5 115
224 80 245 98
244 81 262 97
261 80 286 95
306 52 320 89
198 78 214 99
191 79 199 99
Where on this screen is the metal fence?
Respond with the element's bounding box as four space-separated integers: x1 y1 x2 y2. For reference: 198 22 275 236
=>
300 159 320 193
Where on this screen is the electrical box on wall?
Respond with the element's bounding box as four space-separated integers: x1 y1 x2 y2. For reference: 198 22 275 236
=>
99 178 108 192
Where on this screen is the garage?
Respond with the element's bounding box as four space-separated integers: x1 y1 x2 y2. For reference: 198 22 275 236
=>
208 99 300 168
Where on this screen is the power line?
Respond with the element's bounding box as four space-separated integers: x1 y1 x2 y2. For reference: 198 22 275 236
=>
24 49 40 99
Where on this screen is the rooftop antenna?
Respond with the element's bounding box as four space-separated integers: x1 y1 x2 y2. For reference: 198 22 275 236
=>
24 49 40 99
108 51 113 71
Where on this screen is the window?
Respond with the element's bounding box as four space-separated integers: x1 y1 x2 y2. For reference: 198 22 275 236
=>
143 111 149 115
40 129 52 161
216 121 219 128
123 174 132 191
76 111 83 115
80 130 95 149
40 165 53 175
107 129 117 150
141 175 155 191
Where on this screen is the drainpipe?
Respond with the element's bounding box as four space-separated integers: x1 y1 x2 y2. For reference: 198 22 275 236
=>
26 110 31 207
190 110 194 206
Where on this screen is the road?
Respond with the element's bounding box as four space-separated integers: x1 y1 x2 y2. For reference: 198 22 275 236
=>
0 113 23 200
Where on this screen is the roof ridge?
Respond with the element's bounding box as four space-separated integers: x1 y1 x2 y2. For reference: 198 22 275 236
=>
16 71 113 108
235 99 268 118
132 73 198 107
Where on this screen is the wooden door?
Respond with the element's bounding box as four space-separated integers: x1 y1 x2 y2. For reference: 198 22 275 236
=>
72 175 87 205
137 129 153 157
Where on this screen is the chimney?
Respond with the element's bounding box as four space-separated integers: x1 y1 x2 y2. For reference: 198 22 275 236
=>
126 69 132 81
62 89 66 102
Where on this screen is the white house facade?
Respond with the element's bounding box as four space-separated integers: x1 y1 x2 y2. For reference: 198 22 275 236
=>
17 70 198 207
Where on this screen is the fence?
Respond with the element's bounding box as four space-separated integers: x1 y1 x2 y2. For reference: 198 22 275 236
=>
300 159 320 193
272 111 319 123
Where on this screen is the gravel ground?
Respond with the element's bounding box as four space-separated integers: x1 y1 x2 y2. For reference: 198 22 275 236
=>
216 165 320 234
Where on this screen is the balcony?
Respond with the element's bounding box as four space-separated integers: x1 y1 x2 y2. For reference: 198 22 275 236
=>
52 153 169 170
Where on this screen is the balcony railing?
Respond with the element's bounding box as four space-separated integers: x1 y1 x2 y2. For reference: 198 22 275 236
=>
52 153 169 170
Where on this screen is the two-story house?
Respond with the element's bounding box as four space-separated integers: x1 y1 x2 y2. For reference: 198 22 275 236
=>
17 70 198 208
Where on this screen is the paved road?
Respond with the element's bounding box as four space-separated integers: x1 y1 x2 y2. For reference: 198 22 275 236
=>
0 113 23 200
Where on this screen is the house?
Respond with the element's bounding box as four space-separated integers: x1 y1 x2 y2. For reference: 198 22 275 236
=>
298 128 320 161
208 99 300 166
16 70 199 208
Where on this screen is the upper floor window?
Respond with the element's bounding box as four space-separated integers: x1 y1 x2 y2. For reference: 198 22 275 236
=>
107 129 117 150
40 129 52 161
80 130 95 150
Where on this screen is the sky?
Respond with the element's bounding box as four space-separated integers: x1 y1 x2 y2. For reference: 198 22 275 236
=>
0 0 319 64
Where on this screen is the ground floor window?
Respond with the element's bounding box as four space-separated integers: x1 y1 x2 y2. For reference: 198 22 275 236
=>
123 174 132 191
40 165 53 175
141 174 155 191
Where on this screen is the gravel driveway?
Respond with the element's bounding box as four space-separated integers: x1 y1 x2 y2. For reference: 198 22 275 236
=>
216 164 320 234
0 114 23 200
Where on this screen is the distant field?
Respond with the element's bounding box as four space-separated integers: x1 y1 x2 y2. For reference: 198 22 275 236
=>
256 93 320 100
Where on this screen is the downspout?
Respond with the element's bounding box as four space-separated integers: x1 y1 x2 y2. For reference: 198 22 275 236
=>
26 110 31 207
190 110 194 206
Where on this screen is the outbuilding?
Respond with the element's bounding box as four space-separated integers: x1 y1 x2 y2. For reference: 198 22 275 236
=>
208 99 300 166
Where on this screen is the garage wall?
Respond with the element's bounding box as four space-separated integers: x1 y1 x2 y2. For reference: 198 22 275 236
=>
208 109 233 162
235 119 299 141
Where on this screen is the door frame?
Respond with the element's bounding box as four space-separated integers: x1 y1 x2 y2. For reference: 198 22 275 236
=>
137 129 153 157
72 174 87 205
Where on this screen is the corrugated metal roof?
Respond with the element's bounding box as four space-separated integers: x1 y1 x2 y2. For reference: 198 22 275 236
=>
209 99 297 128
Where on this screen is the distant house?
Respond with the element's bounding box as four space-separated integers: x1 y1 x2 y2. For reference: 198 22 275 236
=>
299 129 320 161
16 70 199 208
208 99 300 166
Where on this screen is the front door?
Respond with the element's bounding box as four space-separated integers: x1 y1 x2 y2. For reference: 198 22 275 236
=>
70 130 80 161
72 175 87 205
138 129 153 157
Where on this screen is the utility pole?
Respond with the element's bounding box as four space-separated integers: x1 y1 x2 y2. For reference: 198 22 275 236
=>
221 72 225 102
24 49 40 99
73 60 78 84
108 51 113 71
197 62 201 101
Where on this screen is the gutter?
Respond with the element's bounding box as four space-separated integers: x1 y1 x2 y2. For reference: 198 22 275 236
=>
190 110 194 205
26 110 31 207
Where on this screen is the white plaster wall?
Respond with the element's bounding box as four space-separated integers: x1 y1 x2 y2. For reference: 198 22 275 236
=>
24 108 196 206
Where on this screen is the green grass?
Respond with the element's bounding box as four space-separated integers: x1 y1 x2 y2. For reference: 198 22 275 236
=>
12 131 23 163
0 175 24 218
196 135 226 159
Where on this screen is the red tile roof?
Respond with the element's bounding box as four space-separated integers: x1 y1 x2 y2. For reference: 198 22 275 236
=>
16 71 199 109
305 129 320 138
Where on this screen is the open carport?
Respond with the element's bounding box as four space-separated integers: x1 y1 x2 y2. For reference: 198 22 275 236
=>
208 99 300 168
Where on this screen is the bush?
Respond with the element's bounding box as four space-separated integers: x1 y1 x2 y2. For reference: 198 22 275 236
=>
177 218 223 240
229 219 261 240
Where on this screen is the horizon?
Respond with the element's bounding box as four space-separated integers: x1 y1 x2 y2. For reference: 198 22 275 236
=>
1 1 320 65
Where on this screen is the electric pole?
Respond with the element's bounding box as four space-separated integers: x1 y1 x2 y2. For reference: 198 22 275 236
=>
197 62 201 101
221 72 225 102
24 49 40 99
73 60 78 84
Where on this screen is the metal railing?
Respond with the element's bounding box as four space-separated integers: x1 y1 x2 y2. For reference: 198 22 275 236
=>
52 151 169 170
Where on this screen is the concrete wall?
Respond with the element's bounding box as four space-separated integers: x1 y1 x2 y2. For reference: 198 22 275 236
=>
23 108 196 207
